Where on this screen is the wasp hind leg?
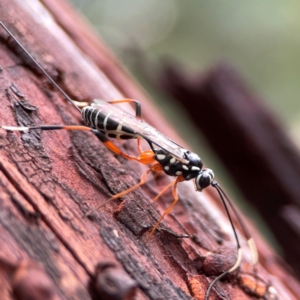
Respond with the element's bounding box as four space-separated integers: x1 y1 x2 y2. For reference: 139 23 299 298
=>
106 99 143 153
106 99 142 119
93 130 155 163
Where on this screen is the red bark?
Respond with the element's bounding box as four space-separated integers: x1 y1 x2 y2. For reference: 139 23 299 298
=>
0 0 298 299
160 62 300 280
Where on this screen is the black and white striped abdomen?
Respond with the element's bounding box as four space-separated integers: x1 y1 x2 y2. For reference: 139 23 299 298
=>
82 106 137 139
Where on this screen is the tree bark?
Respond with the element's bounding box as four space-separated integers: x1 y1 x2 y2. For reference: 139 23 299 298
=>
0 1 298 300
159 62 300 280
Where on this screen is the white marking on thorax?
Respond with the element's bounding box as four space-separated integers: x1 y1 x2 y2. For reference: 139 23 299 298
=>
191 166 200 171
157 154 166 161
182 165 189 170
164 166 170 171
170 157 176 164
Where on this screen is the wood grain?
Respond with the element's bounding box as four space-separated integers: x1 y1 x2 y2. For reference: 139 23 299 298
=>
0 0 298 299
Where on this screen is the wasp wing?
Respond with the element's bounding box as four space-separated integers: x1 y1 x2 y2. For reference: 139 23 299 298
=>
90 100 189 164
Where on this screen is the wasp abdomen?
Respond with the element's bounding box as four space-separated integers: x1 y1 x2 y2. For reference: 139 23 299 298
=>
82 106 136 139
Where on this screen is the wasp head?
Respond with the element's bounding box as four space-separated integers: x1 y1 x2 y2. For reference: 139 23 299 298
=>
195 168 214 191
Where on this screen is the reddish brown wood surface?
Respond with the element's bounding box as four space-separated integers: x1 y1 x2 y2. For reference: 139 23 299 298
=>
0 1 299 300
160 62 300 280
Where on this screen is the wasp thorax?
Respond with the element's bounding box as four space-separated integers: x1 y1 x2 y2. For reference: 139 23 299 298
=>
195 168 214 191
184 151 203 169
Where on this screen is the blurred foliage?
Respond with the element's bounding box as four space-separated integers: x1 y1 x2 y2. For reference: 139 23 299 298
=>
70 0 300 250
71 0 300 128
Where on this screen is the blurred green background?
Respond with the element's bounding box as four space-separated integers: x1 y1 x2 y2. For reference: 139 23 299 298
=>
70 0 300 127
69 0 300 250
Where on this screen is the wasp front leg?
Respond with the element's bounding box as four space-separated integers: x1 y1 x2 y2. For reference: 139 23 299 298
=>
84 163 163 217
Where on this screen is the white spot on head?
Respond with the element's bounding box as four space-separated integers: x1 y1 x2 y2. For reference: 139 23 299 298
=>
157 154 166 161
191 166 200 171
170 157 176 164
182 165 189 170
164 166 170 171
176 171 182 176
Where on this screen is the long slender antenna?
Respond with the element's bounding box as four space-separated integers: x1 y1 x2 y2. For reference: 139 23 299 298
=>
217 184 251 238
0 22 81 113
213 182 241 250
205 182 243 300
216 184 258 266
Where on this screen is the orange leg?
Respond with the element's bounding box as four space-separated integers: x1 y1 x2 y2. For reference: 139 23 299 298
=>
84 163 163 217
58 127 153 163
107 99 144 154
137 138 143 153
103 140 155 163
152 180 175 203
107 99 142 119
149 175 185 236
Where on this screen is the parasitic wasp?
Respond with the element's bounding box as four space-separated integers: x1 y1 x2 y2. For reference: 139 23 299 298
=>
0 21 259 299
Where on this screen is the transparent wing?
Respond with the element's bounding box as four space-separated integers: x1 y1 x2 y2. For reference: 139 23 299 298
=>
90 100 189 164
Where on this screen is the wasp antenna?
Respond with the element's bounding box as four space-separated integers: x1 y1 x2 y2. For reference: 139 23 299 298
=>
0 21 81 113
205 271 228 300
216 184 259 266
205 248 243 300
205 183 242 299
213 183 241 250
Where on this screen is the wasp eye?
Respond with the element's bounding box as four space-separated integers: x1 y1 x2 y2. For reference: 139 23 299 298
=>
195 168 214 191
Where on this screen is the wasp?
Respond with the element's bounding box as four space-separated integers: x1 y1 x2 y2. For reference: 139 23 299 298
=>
0 21 258 299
